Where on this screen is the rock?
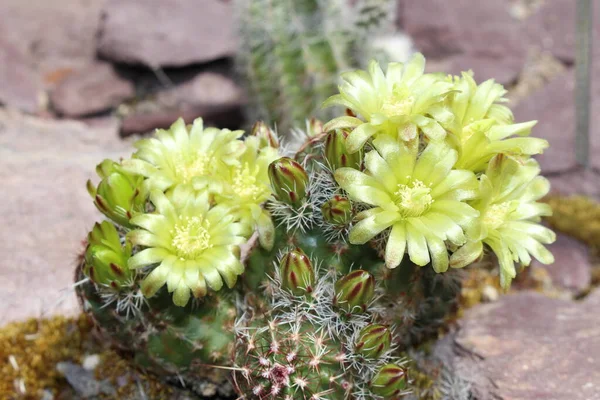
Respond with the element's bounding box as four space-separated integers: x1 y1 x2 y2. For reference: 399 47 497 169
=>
436 291 600 400
591 53 600 171
0 0 105 75
0 39 43 113
401 0 526 85
50 62 135 117
427 53 523 86
513 70 577 173
155 72 242 110
530 233 591 295
97 0 236 67
120 71 244 135
525 0 600 63
548 168 600 199
120 104 244 137
56 362 115 397
0 110 132 324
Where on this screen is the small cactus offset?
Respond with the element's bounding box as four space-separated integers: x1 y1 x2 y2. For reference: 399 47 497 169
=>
234 0 396 134
77 53 554 399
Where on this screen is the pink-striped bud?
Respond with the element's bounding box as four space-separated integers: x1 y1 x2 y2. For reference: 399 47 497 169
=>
355 324 392 359
371 364 408 397
280 248 315 296
334 270 375 313
268 157 309 207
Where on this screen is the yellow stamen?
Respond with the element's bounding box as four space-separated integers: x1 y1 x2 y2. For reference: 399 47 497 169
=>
395 180 434 217
171 216 211 258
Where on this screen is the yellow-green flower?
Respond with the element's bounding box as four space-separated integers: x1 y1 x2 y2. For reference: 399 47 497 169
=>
335 135 479 272
323 53 453 153
203 136 280 250
127 186 252 306
122 118 245 192
444 72 548 172
450 155 555 287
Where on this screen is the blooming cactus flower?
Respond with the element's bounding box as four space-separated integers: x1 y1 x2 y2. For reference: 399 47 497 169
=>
335 135 479 272
122 118 245 192
127 185 252 306
323 53 453 153
450 155 555 287
444 72 549 172
208 136 280 250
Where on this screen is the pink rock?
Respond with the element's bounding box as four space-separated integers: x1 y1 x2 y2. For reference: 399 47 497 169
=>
97 0 236 67
434 291 600 400
50 62 135 117
0 110 132 324
0 39 43 113
400 0 526 85
530 233 590 295
513 70 577 173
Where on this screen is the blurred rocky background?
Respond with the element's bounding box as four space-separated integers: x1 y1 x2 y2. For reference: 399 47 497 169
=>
0 1 599 398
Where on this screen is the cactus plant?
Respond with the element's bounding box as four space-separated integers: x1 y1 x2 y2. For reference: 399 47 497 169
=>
233 254 409 400
76 53 554 399
234 0 397 134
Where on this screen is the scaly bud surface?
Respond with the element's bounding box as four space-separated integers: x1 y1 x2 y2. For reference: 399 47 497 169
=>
371 364 408 397
325 129 363 170
84 220 133 289
355 324 392 359
321 195 353 226
280 248 315 296
86 159 146 228
334 270 375 313
268 157 309 207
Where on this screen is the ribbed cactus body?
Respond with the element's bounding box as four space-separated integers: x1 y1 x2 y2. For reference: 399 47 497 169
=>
234 319 348 399
233 251 408 400
75 263 236 398
235 0 393 133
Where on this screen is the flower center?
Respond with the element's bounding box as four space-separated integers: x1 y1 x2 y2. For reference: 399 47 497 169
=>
395 180 434 217
171 216 211 258
380 84 415 118
173 154 209 184
232 163 267 201
483 202 511 230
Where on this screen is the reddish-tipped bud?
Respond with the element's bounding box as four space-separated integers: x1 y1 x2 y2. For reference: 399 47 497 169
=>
268 157 309 207
324 129 363 171
307 118 324 138
84 221 133 290
321 195 352 226
252 121 279 148
355 324 392 359
334 270 375 313
280 248 315 295
371 364 408 397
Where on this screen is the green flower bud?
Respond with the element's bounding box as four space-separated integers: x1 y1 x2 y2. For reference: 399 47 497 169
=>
371 364 408 397
251 121 279 148
321 195 353 226
334 270 375 313
280 248 315 295
324 129 363 170
268 157 309 206
355 324 392 359
86 159 146 228
84 221 133 289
